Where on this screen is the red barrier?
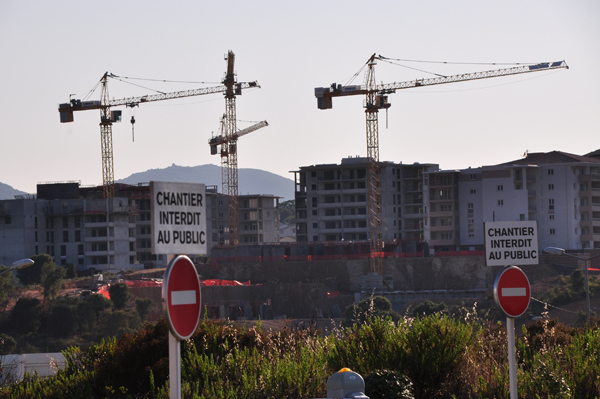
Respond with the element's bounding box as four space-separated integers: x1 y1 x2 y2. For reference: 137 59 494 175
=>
200 279 251 286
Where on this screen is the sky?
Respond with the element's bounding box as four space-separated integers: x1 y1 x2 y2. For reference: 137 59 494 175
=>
1 1 598 194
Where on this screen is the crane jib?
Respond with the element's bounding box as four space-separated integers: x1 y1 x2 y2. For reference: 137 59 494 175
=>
314 61 568 101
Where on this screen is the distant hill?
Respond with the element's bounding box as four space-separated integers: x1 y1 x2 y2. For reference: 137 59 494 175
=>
117 164 294 200
0 182 27 200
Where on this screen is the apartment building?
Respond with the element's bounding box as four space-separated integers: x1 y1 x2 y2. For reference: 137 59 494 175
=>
424 151 600 253
206 186 280 246
0 182 138 271
1 182 281 270
293 157 439 243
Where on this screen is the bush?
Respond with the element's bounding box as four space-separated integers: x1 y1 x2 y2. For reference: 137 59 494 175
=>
412 300 448 317
365 369 413 399
108 283 130 310
399 314 474 398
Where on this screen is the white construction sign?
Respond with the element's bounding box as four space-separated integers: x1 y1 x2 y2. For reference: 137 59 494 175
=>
151 181 207 255
484 221 538 266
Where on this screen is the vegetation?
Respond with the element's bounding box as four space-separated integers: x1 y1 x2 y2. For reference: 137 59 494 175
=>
0 310 598 398
278 199 295 225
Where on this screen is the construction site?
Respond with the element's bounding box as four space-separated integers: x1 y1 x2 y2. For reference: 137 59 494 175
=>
3 50 588 326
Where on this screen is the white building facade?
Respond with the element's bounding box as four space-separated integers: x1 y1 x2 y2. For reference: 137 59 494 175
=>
425 151 600 253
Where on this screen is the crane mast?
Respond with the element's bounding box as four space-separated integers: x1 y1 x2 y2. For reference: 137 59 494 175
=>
218 51 266 246
315 55 568 276
223 51 240 246
58 67 260 199
364 54 385 275
99 73 115 199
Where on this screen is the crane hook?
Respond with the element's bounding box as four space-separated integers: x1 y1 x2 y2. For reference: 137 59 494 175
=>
131 116 135 142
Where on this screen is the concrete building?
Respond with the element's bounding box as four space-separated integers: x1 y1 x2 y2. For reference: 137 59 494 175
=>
424 151 600 253
206 185 280 246
1 182 281 271
293 157 439 244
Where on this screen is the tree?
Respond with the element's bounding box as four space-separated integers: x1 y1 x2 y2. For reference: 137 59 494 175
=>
0 334 17 355
10 297 43 335
16 254 53 285
412 299 448 317
570 269 585 294
358 295 393 313
135 298 154 321
109 283 130 310
278 199 295 225
46 296 78 338
87 292 113 315
42 265 66 300
65 263 76 279
0 265 16 310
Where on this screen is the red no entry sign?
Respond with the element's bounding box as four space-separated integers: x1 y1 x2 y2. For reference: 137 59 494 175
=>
162 255 202 340
494 265 531 318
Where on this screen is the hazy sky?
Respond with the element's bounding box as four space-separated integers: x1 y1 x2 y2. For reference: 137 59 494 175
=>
1 1 598 193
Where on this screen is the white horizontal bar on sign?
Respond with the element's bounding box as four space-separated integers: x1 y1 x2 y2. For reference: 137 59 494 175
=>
171 290 197 305
502 287 526 297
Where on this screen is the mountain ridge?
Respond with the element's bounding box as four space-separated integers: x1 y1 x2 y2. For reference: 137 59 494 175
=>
117 164 294 200
1 165 294 201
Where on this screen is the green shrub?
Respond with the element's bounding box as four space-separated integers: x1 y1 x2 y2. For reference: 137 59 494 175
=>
364 369 413 399
399 314 474 398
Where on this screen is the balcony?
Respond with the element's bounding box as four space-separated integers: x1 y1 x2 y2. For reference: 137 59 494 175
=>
429 210 455 218
430 224 454 232
429 238 456 247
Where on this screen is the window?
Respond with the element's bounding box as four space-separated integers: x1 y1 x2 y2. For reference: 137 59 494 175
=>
470 189 476 194
549 214 555 220
470 174 476 180
63 217 68 228
498 200 504 206
548 169 554 175
520 214 526 221
63 231 69 242
497 185 503 191
468 233 475 238
78 244 84 255
548 184 554 190
467 203 474 212
312 209 317 216
60 245 66 256
549 228 556 235
312 223 318 228
549 199 555 210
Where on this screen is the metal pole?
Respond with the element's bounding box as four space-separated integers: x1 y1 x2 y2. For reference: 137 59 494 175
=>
507 317 518 399
585 258 590 321
169 332 181 399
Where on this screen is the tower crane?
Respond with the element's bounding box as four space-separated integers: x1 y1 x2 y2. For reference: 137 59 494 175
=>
217 51 267 246
209 119 269 245
58 71 259 199
315 55 568 276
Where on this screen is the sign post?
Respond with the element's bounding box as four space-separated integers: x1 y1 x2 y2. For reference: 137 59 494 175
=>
493 265 531 399
162 255 202 399
485 221 536 399
151 181 207 398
